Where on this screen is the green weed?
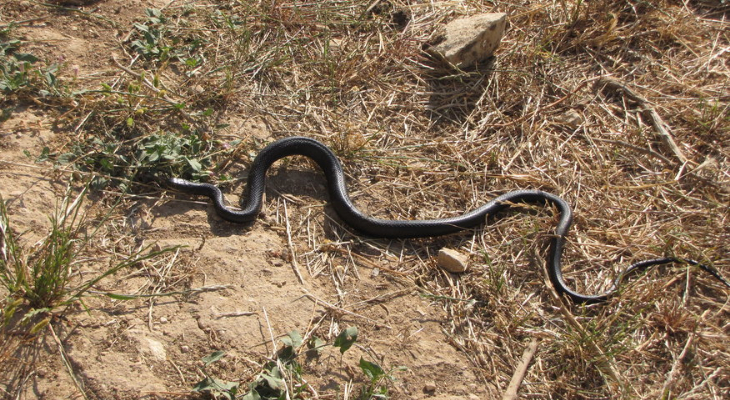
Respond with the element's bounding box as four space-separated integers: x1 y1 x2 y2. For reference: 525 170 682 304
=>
193 351 240 400
358 358 406 400
0 36 63 101
37 6 227 191
0 189 173 331
136 132 212 180
54 130 214 190
129 8 205 69
196 326 402 400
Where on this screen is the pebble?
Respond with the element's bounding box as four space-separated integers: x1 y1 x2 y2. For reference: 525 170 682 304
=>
142 337 167 361
437 248 469 273
556 109 582 129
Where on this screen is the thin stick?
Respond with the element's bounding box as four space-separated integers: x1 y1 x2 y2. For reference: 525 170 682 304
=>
0 18 46 29
661 331 696 398
597 77 688 165
212 310 256 318
301 289 392 330
168 359 186 384
594 138 673 165
644 108 688 165
262 306 277 359
49 324 90 400
110 57 175 101
502 338 539 400
283 200 305 285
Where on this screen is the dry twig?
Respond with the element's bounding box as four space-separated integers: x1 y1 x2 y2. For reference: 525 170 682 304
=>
596 77 689 165
502 338 539 400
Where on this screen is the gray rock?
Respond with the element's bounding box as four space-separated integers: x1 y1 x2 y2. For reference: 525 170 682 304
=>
429 13 507 68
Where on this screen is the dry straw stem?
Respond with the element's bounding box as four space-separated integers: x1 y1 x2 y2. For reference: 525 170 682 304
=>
48 323 89 400
596 76 688 165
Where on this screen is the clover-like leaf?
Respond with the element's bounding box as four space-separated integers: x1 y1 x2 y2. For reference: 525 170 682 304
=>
333 326 358 354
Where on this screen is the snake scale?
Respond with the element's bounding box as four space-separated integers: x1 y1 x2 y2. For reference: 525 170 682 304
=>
169 136 729 304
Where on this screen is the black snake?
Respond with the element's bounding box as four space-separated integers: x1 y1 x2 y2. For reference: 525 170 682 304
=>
168 136 729 304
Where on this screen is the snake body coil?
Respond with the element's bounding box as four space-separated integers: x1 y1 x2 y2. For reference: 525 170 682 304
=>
169 137 729 304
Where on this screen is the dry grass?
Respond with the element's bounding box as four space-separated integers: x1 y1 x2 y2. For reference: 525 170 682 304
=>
2 0 729 398
222 1 729 398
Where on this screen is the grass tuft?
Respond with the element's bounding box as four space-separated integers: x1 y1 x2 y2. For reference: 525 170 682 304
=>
0 188 173 332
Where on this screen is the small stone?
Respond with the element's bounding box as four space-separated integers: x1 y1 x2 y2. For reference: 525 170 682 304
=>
180 345 190 353
328 38 343 53
424 381 437 393
142 337 167 361
429 13 507 68
159 317 168 324
556 109 582 129
438 248 469 273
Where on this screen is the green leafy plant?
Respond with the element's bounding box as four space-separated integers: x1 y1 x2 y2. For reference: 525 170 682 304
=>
55 131 213 190
240 330 306 400
192 351 240 400
333 325 358 353
130 8 173 61
358 358 405 400
196 327 361 400
0 39 37 92
0 36 62 99
207 326 402 400
130 8 204 68
136 132 211 181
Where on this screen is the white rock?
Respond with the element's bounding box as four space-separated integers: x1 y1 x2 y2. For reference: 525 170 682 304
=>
437 248 469 273
429 13 507 68
141 337 167 361
128 329 167 361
